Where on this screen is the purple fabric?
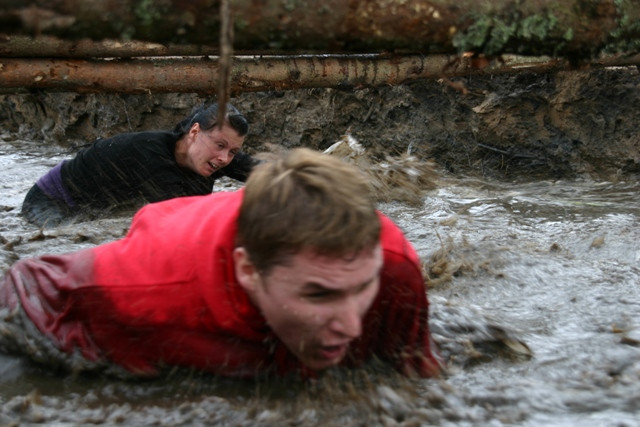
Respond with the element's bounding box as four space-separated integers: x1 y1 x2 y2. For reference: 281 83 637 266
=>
36 161 76 207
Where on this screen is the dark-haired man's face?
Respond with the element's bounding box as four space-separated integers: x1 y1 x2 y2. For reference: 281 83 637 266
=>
234 245 382 370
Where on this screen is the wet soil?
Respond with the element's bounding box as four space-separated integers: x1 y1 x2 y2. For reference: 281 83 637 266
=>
1 66 639 181
1 144 639 425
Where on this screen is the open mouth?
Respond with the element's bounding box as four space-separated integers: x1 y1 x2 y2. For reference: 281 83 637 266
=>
318 344 349 361
208 161 218 171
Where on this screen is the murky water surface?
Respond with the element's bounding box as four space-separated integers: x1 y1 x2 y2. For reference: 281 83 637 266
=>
1 136 639 426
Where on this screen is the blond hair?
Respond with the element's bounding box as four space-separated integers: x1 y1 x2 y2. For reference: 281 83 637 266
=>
236 148 380 273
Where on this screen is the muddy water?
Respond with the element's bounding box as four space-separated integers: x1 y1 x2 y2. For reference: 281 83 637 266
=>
1 136 639 426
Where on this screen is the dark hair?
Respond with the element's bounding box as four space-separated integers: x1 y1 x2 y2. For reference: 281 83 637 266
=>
173 103 248 136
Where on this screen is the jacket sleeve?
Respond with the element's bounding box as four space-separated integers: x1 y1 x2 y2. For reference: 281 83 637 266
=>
221 152 260 182
376 247 443 378
0 249 106 364
369 214 442 378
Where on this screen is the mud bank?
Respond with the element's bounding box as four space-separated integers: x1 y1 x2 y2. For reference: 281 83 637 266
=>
1 66 639 181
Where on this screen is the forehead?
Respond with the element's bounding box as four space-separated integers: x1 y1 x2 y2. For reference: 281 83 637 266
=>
265 245 383 289
203 124 244 146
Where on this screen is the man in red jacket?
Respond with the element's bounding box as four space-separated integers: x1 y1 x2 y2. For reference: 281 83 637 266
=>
0 148 441 378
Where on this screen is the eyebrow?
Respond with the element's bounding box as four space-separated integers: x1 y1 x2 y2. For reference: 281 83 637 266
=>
302 276 377 294
217 138 242 150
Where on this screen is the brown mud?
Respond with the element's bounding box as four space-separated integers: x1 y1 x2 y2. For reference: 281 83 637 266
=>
1 66 639 182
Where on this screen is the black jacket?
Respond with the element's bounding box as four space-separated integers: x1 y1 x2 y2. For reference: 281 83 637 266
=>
61 130 255 209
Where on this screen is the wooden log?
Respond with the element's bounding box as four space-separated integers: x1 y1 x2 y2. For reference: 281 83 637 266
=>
1 53 638 94
0 0 639 58
0 35 223 58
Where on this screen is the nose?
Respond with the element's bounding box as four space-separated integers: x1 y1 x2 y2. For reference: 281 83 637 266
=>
217 150 229 165
329 298 363 339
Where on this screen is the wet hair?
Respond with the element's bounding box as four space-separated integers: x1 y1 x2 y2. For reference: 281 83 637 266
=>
236 148 381 275
173 102 248 137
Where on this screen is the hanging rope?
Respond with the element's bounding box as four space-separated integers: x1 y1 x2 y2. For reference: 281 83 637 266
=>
217 0 233 129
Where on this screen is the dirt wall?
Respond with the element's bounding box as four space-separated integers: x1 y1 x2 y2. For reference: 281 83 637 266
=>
1 66 639 181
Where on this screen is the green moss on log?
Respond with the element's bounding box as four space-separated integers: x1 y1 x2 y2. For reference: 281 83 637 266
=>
453 9 565 55
133 0 170 38
606 0 640 52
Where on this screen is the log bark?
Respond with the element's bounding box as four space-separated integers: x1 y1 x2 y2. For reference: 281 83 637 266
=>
0 35 224 58
1 0 639 58
1 54 638 94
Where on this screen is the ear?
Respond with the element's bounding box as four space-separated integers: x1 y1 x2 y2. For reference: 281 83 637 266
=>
233 247 260 293
187 122 200 142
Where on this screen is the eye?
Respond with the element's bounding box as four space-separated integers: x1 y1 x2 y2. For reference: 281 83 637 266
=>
356 280 372 294
305 291 331 299
303 289 339 302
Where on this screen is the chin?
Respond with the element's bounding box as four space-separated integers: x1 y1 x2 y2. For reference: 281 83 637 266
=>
302 356 344 371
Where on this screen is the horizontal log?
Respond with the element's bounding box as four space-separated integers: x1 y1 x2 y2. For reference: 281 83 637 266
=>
0 35 222 58
1 54 638 94
0 0 639 58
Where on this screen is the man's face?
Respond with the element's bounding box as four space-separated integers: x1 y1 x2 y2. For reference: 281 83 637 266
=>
234 245 383 370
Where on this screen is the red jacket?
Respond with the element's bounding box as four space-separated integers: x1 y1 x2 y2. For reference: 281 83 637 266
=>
2 190 440 378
